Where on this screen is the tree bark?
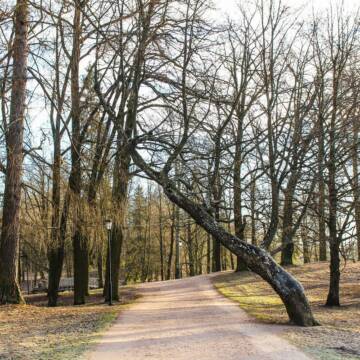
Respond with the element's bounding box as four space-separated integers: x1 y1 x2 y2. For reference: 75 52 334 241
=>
317 110 327 261
325 76 340 307
212 204 221 272
233 114 247 272
47 126 65 306
351 115 360 261
175 201 181 279
0 0 28 304
280 177 297 266
187 220 195 276
70 2 87 305
166 204 175 280
206 233 211 274
97 242 104 289
104 148 128 301
301 222 311 264
158 188 165 281
250 176 257 246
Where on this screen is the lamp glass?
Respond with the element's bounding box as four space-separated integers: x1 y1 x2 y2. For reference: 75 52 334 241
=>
105 220 112 230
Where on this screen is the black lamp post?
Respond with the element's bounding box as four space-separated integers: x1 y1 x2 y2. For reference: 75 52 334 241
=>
105 219 113 305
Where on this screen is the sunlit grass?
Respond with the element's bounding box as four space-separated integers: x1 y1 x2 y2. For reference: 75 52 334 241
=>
212 262 360 359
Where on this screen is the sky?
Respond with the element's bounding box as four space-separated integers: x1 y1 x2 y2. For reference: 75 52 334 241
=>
215 0 359 17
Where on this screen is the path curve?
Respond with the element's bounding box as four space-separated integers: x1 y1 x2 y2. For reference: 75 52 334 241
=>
87 275 311 360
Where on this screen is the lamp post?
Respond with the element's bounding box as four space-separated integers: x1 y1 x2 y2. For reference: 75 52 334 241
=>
105 219 113 305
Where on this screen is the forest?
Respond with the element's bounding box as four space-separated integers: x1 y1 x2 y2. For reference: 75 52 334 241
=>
0 0 359 338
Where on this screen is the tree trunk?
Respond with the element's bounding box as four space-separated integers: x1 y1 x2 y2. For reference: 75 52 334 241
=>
175 202 181 279
211 128 222 272
131 151 319 326
212 199 221 272
326 242 340 306
250 177 257 246
212 238 221 271
104 149 128 301
187 220 195 276
47 249 64 306
0 0 28 304
351 116 360 261
233 112 247 272
325 76 340 307
280 179 297 266
301 222 311 264
326 166 340 306
206 233 211 274
262 109 280 249
73 231 88 304
70 2 88 305
158 188 165 281
47 133 67 306
317 110 327 261
97 249 104 289
104 223 123 301
163 182 318 326
166 204 175 280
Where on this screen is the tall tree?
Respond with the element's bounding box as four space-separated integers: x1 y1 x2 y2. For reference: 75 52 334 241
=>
0 0 28 304
70 0 87 305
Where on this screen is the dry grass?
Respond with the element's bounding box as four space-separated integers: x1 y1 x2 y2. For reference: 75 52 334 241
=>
0 287 138 360
213 261 360 360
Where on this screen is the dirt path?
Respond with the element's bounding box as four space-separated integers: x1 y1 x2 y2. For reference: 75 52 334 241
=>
87 275 311 360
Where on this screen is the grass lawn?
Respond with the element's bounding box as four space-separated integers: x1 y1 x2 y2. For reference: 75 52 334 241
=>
0 287 138 360
212 262 360 360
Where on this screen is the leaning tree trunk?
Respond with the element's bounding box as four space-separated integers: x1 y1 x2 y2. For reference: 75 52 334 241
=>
0 0 28 304
131 151 319 326
163 182 318 326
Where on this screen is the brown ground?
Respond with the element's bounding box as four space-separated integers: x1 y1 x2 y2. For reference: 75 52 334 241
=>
213 261 360 360
87 275 311 360
0 288 137 360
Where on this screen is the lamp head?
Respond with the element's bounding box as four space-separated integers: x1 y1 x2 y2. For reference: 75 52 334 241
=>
105 219 112 230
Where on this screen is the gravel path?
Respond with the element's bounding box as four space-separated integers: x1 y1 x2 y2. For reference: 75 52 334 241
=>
87 275 312 360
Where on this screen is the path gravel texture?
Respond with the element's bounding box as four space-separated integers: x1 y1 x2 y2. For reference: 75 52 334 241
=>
87 275 312 360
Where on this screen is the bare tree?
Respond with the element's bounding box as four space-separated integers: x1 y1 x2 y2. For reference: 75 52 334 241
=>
0 0 28 304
